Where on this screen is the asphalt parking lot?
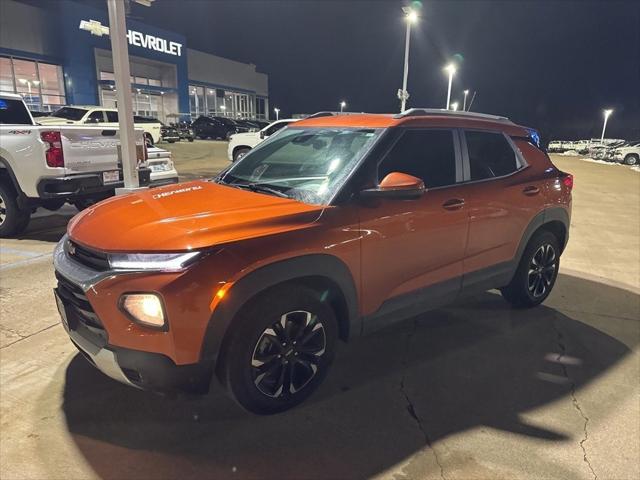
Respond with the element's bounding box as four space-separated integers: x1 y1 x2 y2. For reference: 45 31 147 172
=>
1 143 639 480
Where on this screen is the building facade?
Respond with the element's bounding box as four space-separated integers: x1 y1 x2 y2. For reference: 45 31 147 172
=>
0 0 269 122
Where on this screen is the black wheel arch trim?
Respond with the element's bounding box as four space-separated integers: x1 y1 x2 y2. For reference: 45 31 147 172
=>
199 254 359 366
0 157 25 196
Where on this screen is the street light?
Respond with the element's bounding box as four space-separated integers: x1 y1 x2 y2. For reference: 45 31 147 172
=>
444 63 456 110
274 107 280 120
463 89 469 111
18 78 40 95
601 109 613 142
451 102 459 111
397 6 418 112
340 101 346 112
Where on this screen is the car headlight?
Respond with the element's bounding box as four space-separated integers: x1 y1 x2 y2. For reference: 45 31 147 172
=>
109 252 201 271
120 293 166 328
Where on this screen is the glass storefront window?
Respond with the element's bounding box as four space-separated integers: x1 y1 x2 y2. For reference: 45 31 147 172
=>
0 56 66 112
188 84 265 120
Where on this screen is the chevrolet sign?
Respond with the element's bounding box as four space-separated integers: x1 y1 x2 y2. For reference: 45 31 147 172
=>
79 19 183 57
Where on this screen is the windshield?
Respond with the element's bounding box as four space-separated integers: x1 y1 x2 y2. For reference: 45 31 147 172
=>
218 127 382 205
52 107 88 120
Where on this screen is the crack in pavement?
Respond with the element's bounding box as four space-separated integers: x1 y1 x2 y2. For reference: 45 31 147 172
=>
0 323 59 349
552 319 598 480
399 318 447 480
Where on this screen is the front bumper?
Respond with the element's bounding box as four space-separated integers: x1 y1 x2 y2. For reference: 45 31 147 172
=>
53 238 211 393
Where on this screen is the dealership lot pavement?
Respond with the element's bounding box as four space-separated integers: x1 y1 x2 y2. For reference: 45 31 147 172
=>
1 148 639 480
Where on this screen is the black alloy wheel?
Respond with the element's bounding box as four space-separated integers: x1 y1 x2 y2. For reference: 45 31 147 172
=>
251 310 326 398
527 244 557 298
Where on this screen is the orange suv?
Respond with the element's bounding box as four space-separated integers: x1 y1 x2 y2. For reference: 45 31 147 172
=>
53 109 572 414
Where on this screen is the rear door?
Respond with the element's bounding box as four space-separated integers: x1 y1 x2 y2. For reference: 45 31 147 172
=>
358 128 469 324
458 130 542 287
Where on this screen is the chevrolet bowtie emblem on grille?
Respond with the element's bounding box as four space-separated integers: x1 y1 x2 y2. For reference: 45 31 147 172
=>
68 242 76 256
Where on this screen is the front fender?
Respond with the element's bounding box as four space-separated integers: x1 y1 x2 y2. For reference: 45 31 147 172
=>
199 253 359 365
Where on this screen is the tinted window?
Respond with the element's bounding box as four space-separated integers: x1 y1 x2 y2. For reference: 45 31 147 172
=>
465 131 518 180
0 98 33 124
264 121 290 137
52 107 87 121
106 111 118 122
378 130 457 188
86 111 105 123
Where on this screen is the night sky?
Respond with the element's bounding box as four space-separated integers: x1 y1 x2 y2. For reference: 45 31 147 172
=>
111 0 639 140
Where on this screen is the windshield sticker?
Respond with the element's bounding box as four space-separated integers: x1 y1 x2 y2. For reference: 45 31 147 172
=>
152 185 203 200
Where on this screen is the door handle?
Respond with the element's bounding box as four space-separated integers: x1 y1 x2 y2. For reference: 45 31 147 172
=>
523 185 540 196
442 198 465 210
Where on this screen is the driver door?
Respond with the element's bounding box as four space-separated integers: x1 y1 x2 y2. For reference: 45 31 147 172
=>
357 129 469 329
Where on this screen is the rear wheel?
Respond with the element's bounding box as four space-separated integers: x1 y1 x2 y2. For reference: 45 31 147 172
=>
144 133 154 147
0 180 30 237
501 230 560 308
221 285 338 414
624 154 639 166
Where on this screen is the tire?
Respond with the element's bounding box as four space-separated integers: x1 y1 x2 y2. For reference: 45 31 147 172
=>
145 134 154 147
0 180 30 237
624 154 639 166
225 131 232 141
73 197 103 211
188 137 194 142
501 230 560 308
167 140 176 144
233 147 250 162
221 285 338 414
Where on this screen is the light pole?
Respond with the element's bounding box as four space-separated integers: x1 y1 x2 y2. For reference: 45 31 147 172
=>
397 7 418 112
451 102 459 111
444 63 456 110
600 109 613 142
274 108 280 120
463 89 469 111
340 101 346 113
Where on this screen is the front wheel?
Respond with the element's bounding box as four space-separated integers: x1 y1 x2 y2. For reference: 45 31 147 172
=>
145 134 155 147
233 147 250 162
501 230 560 308
624 154 639 166
221 285 338 414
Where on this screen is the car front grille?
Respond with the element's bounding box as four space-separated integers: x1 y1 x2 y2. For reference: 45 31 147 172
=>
55 272 105 334
67 239 110 271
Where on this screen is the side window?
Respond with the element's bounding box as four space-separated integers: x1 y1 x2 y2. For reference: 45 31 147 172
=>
264 121 288 137
465 131 519 181
86 111 105 123
378 129 457 188
106 111 118 122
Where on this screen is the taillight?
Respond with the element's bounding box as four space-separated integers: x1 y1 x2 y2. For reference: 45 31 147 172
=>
40 131 64 168
562 173 573 190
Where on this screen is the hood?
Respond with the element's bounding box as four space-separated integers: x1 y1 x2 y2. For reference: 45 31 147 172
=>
68 181 324 252
231 132 260 141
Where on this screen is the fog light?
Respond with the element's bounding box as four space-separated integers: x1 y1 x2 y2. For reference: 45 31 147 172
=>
121 293 166 329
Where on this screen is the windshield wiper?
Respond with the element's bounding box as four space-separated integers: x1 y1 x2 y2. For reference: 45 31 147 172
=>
231 182 290 198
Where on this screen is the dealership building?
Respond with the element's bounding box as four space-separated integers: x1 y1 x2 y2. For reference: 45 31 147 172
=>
0 0 270 122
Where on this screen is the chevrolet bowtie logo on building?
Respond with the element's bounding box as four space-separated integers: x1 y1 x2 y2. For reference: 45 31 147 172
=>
79 19 183 57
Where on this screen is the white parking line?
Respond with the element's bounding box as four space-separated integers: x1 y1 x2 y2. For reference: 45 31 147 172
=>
0 247 48 258
0 252 53 271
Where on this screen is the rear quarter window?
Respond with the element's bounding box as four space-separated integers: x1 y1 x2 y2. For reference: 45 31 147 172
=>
465 131 520 181
0 98 32 124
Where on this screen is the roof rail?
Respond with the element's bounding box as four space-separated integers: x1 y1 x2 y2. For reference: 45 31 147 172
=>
305 111 364 119
394 108 512 123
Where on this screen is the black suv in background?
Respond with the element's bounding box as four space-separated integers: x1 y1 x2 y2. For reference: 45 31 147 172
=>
192 116 249 140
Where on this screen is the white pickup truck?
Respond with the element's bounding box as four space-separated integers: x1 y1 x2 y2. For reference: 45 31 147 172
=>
612 141 640 165
0 92 150 237
38 106 162 145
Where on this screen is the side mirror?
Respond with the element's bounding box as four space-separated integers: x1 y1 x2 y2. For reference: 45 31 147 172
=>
360 172 425 200
260 131 266 139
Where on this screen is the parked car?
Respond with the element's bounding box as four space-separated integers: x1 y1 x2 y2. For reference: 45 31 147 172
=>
612 140 640 165
233 119 262 131
53 108 572 414
159 123 180 143
0 93 148 236
191 115 249 140
176 121 195 142
38 106 162 145
547 140 564 153
146 146 179 185
30 111 51 118
227 118 298 161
